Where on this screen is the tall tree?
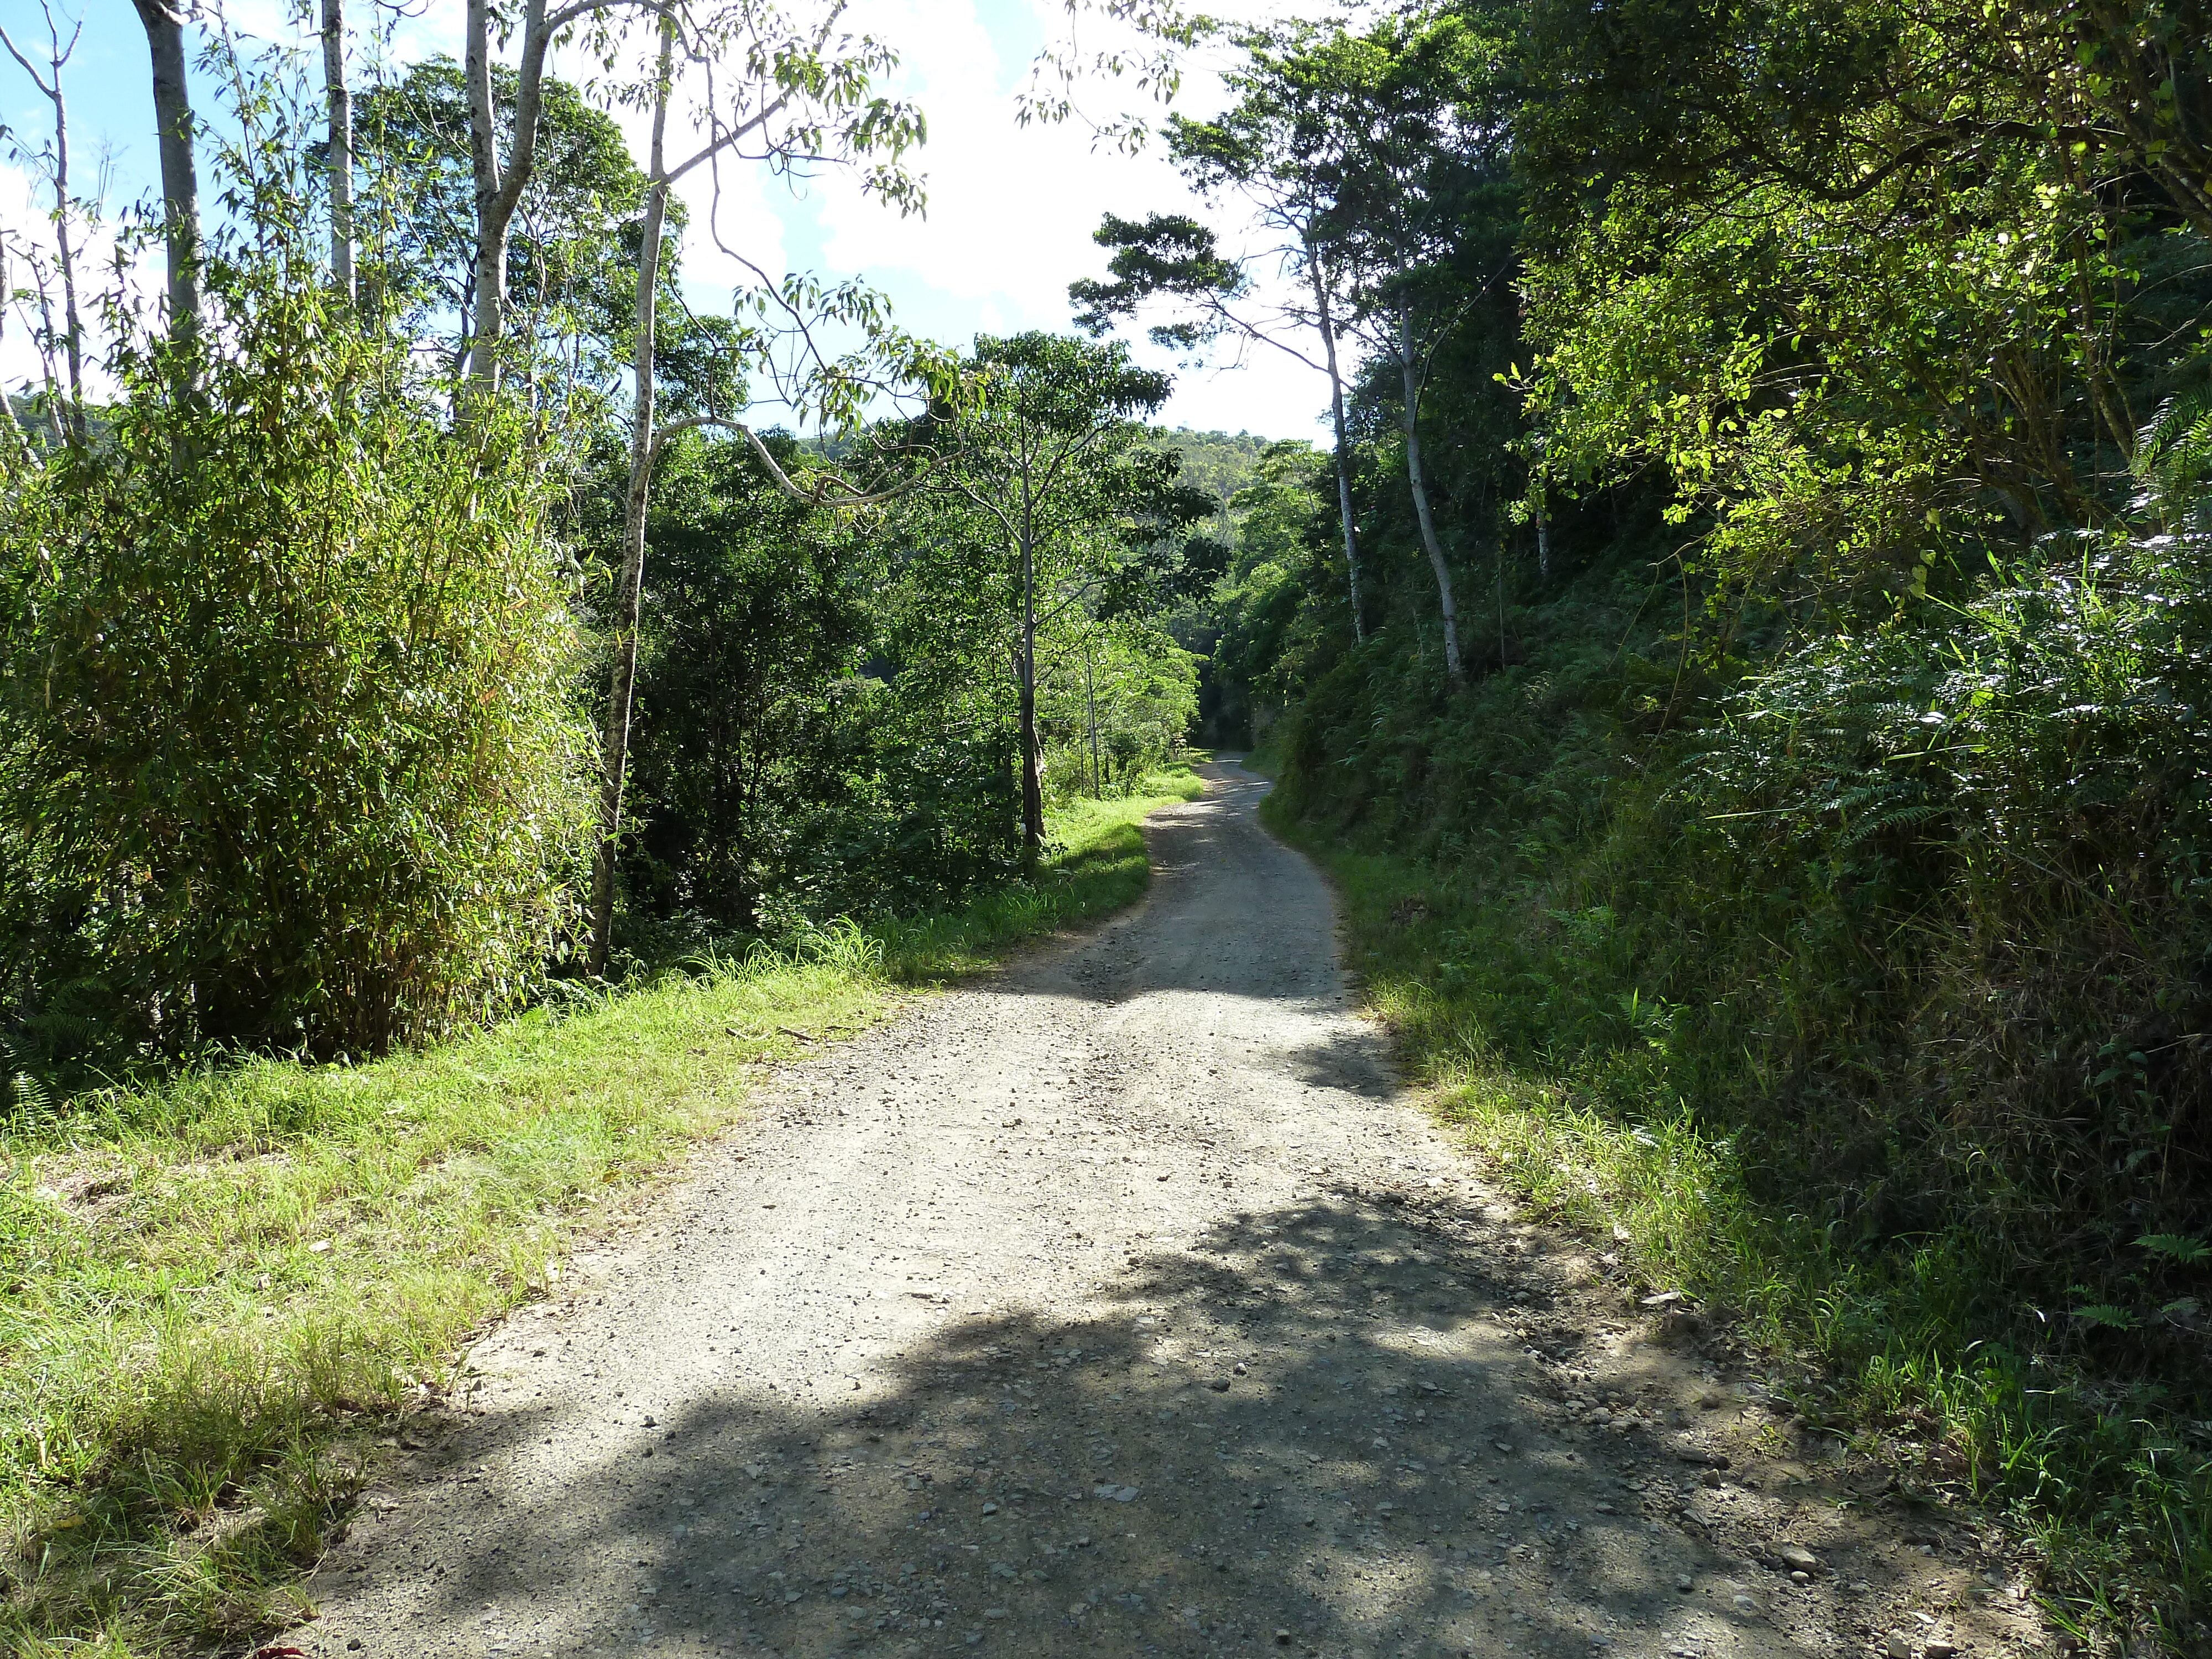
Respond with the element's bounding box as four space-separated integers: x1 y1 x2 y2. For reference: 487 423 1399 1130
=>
131 0 203 368
322 0 353 301
356 59 660 388
1323 9 1516 687
931 332 1177 864
1070 20 1382 641
0 4 86 441
462 0 560 390
585 0 931 973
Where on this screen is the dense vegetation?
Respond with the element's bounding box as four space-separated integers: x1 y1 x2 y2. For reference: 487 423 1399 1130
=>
7 0 2211 1648
0 11 1211 1078
1067 0 2212 1641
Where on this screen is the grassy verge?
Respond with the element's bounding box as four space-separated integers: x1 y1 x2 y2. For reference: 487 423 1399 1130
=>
0 769 1204 1654
1269 810 2210 1653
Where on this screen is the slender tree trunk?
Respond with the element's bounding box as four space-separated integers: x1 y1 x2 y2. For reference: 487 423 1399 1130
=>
1399 306 1463 685
1308 250 1363 642
0 15 85 441
463 0 552 391
131 1 201 368
1535 493 1550 584
50 60 82 440
1086 649 1102 800
1018 517 1045 864
322 0 353 302
587 27 674 975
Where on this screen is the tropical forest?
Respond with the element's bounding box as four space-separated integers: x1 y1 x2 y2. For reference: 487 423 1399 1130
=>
0 1 2208 1655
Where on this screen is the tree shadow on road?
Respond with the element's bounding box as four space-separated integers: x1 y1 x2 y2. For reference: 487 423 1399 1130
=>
351 1189 1899 1659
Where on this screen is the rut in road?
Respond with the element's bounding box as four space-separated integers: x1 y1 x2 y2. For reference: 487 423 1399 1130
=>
309 764 2026 1659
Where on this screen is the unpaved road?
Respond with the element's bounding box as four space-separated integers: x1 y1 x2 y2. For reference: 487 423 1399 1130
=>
307 764 2044 1659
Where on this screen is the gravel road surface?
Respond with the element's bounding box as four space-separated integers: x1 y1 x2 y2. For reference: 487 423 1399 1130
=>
306 763 2038 1659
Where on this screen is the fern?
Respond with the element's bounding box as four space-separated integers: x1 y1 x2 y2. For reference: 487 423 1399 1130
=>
2133 390 2212 527
2137 1233 2211 1267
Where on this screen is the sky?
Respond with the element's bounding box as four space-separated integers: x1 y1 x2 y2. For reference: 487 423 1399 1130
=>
0 0 1328 440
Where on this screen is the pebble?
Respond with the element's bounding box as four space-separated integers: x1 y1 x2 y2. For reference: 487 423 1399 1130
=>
1777 1544 1818 1572
1924 1645 1957 1659
1885 1635 1913 1659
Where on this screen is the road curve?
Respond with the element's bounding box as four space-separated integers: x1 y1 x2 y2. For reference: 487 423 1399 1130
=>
306 763 1865 1659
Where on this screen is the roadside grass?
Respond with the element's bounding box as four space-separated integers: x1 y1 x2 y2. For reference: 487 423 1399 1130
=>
1270 818 2211 1653
0 768 1204 1655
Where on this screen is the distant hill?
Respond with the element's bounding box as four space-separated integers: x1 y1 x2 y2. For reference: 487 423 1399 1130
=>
1152 428 1311 542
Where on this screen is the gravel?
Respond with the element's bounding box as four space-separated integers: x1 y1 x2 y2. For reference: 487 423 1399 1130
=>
303 763 2047 1659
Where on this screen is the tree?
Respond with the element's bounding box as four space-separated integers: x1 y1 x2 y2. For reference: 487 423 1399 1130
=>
132 0 203 367
622 432 872 926
355 58 660 387
1077 10 1524 684
1070 19 1380 642
585 0 932 972
0 4 86 441
931 332 1178 864
322 0 353 301
1322 9 1518 687
462 0 566 390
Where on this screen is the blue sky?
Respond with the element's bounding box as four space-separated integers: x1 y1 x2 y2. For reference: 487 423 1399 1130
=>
0 0 1327 439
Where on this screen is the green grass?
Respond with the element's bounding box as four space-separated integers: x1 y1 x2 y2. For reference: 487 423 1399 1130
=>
1272 813 2211 1654
0 768 1204 1654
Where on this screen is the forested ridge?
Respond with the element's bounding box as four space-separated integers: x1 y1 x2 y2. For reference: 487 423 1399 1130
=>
0 0 2209 1650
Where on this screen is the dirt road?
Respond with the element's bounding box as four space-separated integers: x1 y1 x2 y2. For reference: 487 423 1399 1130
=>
307 763 2038 1659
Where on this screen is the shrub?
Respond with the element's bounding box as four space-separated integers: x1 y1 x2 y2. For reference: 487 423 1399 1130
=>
0 262 594 1060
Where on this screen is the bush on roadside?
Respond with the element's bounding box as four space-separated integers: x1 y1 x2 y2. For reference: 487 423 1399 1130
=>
0 256 595 1063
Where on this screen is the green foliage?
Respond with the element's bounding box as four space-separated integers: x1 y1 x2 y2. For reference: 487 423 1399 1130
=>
1183 0 2212 1634
623 431 1024 930
0 258 593 1062
1265 530 2212 1630
353 58 660 392
1037 627 1201 801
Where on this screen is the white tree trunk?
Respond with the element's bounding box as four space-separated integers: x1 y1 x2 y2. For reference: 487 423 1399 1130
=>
1309 249 1363 643
463 0 554 391
131 0 201 369
323 0 353 302
0 15 85 439
1399 305 1462 685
